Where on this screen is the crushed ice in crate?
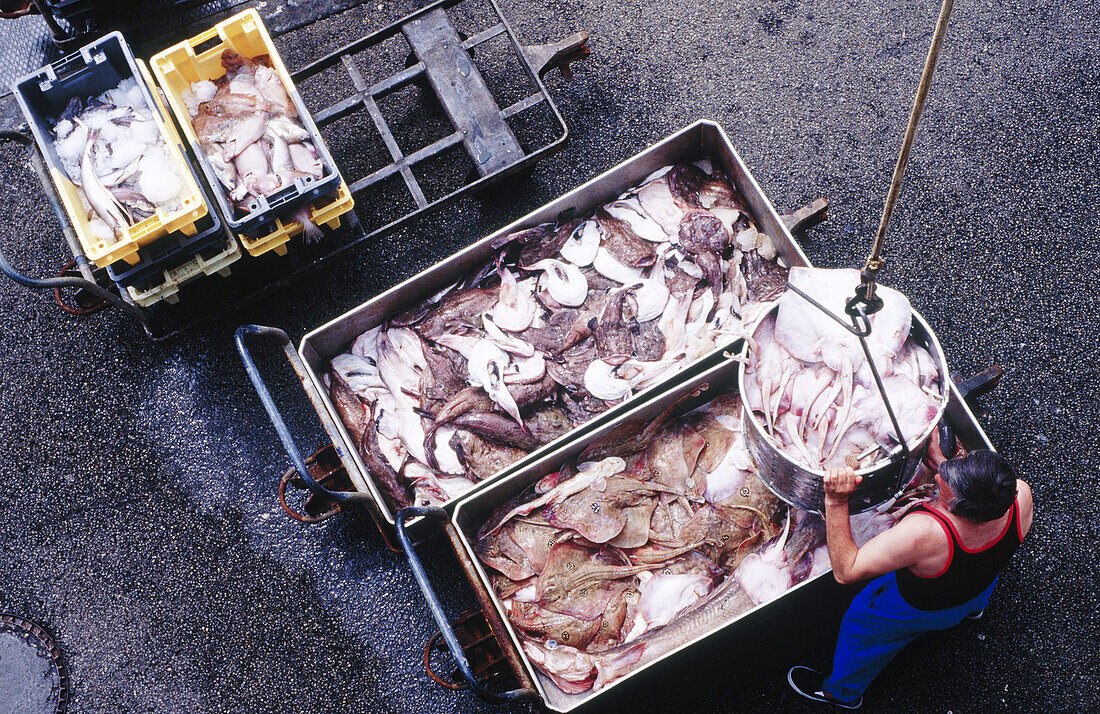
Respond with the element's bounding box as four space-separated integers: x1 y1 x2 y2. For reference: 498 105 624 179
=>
50 76 188 242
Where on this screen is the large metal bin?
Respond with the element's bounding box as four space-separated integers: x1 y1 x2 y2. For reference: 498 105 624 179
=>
395 353 997 710
237 119 813 540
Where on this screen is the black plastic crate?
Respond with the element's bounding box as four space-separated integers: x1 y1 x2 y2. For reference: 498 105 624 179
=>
105 209 226 288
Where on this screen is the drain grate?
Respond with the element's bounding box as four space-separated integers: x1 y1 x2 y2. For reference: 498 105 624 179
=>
0 614 69 714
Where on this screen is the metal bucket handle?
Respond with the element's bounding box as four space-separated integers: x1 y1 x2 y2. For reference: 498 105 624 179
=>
0 130 153 331
396 506 536 704
235 324 378 519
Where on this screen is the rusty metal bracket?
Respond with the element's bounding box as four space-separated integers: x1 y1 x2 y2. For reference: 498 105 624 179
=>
53 259 110 315
0 1 35 18
423 608 511 691
779 198 828 234
277 444 353 524
523 31 590 79
952 364 1002 401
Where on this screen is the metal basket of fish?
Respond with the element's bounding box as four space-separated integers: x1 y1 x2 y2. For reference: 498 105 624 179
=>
738 267 951 513
236 119 813 540
12 31 211 269
149 8 352 254
394 351 996 709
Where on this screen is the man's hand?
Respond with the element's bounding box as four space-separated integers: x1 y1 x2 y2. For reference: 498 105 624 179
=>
823 466 862 507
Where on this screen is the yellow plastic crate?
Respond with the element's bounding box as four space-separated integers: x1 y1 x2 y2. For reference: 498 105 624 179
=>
126 235 241 307
17 33 209 268
149 9 353 256
239 183 355 258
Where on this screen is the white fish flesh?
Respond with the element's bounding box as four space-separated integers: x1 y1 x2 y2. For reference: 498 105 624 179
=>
560 220 600 266
526 259 587 307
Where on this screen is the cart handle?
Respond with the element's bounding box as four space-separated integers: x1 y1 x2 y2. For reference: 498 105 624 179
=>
235 324 376 513
396 506 536 704
0 130 152 328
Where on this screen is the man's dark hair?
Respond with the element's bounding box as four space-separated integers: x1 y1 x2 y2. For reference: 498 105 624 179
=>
939 450 1017 522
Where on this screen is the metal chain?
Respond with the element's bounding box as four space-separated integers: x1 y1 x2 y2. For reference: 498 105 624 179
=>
864 0 955 300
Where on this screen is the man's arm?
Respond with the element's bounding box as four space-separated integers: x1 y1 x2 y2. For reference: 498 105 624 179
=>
823 467 941 585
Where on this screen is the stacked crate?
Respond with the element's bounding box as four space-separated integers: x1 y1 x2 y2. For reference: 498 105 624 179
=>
12 32 241 306
150 9 354 259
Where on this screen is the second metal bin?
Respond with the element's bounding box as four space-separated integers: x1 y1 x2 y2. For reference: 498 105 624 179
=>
401 352 997 710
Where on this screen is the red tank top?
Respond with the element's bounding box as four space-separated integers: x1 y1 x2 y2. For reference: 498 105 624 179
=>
895 499 1023 611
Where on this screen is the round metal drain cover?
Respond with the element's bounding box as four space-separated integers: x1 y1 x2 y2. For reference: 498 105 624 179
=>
0 614 68 714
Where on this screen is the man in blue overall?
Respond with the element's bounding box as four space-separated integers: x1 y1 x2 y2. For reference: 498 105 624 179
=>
787 433 1034 708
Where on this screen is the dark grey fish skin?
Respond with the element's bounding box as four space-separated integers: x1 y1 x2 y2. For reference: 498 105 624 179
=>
521 308 579 353
559 388 607 426
546 338 598 390
679 209 731 254
668 164 745 212
517 220 580 268
595 208 656 268
417 287 500 339
58 96 83 123
359 405 412 510
449 411 542 451
743 249 788 302
632 319 666 361
423 386 494 469
577 392 692 462
511 373 557 407
456 431 527 481
594 291 635 358
492 223 553 250
420 342 466 409
580 266 621 293
328 372 368 446
432 385 494 427
663 259 702 296
526 406 574 444
559 291 610 354
668 164 711 207
678 209 731 301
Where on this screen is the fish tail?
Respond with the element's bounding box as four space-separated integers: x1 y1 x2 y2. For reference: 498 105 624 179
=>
293 207 324 243
593 643 645 690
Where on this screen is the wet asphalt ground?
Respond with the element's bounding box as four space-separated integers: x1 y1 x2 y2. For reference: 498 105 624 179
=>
0 0 1097 711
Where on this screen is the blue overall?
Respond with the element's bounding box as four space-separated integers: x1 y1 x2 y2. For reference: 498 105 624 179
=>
822 571 997 704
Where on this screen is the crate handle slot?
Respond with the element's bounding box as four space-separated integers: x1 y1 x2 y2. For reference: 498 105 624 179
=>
0 131 153 332
235 325 377 515
187 27 224 57
396 506 537 704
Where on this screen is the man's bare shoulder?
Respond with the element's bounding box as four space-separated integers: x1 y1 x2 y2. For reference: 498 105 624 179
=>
896 509 951 548
1016 479 1034 536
